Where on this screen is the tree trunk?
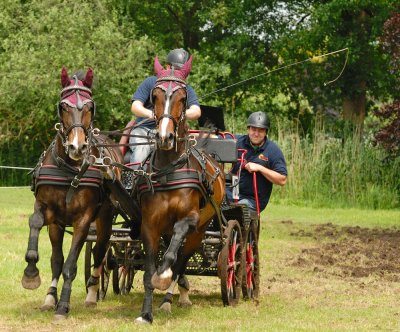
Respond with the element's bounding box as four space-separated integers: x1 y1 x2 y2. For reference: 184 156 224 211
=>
342 81 366 134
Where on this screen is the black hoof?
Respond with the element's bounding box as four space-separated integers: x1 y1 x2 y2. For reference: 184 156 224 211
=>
55 301 69 317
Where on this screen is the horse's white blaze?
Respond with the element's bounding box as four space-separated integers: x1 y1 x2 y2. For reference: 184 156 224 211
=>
160 98 171 138
71 130 80 149
160 268 173 280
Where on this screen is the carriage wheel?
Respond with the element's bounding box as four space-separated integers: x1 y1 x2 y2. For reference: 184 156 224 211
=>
112 264 135 295
242 220 260 300
84 241 111 300
219 219 244 306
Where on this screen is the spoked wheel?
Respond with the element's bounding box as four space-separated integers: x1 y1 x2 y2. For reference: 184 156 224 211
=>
84 241 111 300
219 219 244 306
242 220 260 300
112 264 135 295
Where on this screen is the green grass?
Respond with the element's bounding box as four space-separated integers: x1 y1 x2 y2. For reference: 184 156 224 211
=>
1 188 400 331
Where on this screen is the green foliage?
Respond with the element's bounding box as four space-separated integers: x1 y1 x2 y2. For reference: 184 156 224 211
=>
271 0 398 129
0 0 156 183
271 125 400 209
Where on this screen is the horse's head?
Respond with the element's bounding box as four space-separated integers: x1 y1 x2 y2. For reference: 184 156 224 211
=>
152 56 192 151
57 67 95 160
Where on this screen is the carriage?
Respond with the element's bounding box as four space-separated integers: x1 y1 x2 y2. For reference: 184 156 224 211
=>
84 105 260 307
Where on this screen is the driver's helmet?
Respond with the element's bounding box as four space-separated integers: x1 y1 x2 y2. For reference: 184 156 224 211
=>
166 48 190 69
247 111 270 130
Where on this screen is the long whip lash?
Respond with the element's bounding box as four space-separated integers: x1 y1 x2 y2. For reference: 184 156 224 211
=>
200 48 349 99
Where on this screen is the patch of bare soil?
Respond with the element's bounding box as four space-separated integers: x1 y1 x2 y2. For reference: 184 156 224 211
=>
290 222 400 281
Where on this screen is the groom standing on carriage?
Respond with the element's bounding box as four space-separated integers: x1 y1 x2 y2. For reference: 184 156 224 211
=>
128 48 201 163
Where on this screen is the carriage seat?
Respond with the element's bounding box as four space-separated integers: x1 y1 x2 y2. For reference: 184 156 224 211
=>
194 137 237 163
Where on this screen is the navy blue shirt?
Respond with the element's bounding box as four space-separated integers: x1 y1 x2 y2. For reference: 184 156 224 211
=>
232 134 287 211
131 76 200 129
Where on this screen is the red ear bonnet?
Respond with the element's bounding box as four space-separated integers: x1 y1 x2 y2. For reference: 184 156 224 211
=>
83 68 93 88
61 67 70 87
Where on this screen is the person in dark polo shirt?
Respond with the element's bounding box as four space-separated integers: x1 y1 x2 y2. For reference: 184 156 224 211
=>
226 111 287 212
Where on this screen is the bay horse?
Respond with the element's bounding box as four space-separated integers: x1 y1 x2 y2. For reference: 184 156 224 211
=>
135 56 225 324
21 68 123 320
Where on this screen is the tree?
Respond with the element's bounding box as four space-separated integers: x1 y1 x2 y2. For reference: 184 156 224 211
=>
271 0 398 131
374 10 400 157
0 0 154 181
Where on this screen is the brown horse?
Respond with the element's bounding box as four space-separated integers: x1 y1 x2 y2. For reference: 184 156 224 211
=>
135 57 225 324
21 68 123 320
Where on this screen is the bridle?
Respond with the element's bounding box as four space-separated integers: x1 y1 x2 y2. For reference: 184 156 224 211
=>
151 75 188 135
55 75 96 154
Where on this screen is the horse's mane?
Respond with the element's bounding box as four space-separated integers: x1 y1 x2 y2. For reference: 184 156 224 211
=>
71 70 85 81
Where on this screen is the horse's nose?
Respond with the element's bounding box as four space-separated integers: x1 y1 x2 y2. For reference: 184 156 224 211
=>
68 142 88 154
155 132 174 143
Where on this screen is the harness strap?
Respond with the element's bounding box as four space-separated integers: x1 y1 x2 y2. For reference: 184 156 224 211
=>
66 158 90 204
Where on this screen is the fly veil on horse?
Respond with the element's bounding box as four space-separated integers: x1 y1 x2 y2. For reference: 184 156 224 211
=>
21 68 123 320
135 56 226 324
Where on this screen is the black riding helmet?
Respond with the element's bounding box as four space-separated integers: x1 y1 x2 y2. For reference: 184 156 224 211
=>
166 48 190 68
247 111 270 130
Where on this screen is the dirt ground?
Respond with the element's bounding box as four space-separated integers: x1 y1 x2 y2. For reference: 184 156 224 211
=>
288 221 400 281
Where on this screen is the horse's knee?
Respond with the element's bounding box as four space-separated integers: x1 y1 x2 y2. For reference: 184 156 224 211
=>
62 263 77 282
29 211 44 229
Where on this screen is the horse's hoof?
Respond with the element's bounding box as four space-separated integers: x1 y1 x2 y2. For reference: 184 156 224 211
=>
178 299 192 307
135 317 152 324
40 293 57 311
84 301 97 308
52 314 68 323
151 269 172 291
40 304 55 311
21 274 41 290
158 301 172 313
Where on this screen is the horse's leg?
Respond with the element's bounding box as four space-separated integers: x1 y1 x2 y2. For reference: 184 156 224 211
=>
158 275 178 313
158 274 190 313
85 205 113 306
135 227 159 324
151 214 199 291
54 218 91 320
172 231 205 307
22 201 45 289
41 223 65 311
177 274 192 307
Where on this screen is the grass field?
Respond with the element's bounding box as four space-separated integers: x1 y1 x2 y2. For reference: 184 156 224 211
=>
1 188 400 331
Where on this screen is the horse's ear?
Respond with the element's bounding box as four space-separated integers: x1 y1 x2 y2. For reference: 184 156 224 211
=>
83 68 93 88
61 67 70 87
180 55 192 79
154 57 164 76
